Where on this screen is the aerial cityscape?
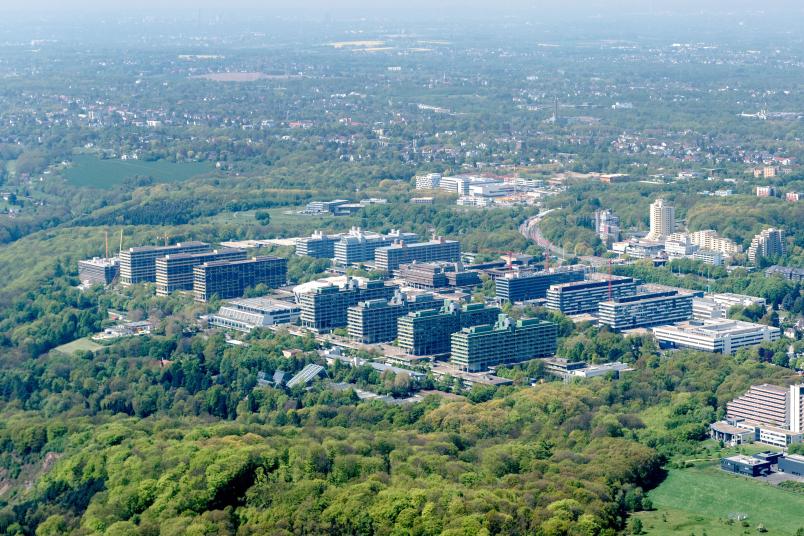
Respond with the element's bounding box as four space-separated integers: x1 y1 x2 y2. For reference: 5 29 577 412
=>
0 1 802 534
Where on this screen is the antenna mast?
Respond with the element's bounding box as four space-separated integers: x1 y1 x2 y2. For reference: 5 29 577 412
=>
105 231 109 258
119 229 123 254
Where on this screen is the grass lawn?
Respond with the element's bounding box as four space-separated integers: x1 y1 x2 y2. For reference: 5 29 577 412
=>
63 155 213 189
54 337 103 355
634 462 804 535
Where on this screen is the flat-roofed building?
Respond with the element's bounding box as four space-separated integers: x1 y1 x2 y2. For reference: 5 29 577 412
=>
720 455 772 477
727 384 789 429
347 293 440 343
78 257 120 285
652 319 780 354
334 227 419 265
598 290 693 331
397 261 481 289
546 276 637 315
156 248 246 296
496 266 586 302
375 237 461 272
708 292 766 309
120 241 211 285
298 278 398 332
450 315 557 372
692 297 726 320
207 297 300 332
415 172 441 190
765 265 804 282
193 256 288 302
692 249 723 266
779 454 804 476
748 227 786 264
397 301 501 356
295 231 342 258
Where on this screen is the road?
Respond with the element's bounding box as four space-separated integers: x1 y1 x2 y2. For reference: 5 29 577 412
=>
519 211 614 269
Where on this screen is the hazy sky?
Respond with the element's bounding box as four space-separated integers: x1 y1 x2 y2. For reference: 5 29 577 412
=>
3 0 801 15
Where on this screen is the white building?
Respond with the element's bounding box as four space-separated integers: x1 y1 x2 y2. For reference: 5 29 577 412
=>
692 298 726 320
692 249 724 266
646 198 675 241
415 173 442 190
688 230 742 256
207 297 301 332
708 293 766 309
665 235 699 258
652 319 780 355
747 228 786 264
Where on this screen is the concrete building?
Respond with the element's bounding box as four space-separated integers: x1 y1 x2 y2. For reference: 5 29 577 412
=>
298 278 398 332
334 227 419 265
415 173 442 190
78 257 120 286
598 290 693 331
646 198 675 241
665 235 699 258
765 265 804 282
652 319 781 354
546 276 638 315
440 175 500 195
718 383 804 447
692 249 723 266
120 241 210 285
347 293 440 343
374 237 461 272
708 293 766 310
685 230 742 256
450 315 557 372
156 248 246 296
193 256 288 302
612 239 666 259
295 231 342 258
496 266 586 303
397 301 501 356
756 185 776 198
692 297 727 320
594 209 621 242
304 199 349 214
397 261 481 289
207 297 300 332
778 454 804 476
747 228 786 264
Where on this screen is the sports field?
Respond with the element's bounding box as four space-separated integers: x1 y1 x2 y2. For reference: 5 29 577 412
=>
634 462 804 535
63 155 213 189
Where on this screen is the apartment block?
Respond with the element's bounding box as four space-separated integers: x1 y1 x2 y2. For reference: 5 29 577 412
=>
748 228 786 264
450 315 558 372
156 248 246 296
415 172 442 190
298 279 398 332
120 241 210 285
193 256 288 302
546 276 637 315
598 290 693 331
347 293 440 344
727 384 790 429
374 237 461 272
652 319 780 354
397 301 501 356
496 266 586 302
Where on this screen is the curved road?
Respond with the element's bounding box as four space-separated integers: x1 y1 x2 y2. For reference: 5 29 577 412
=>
519 210 568 260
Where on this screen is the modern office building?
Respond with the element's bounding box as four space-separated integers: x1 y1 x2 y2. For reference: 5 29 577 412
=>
396 261 481 289
598 290 693 331
156 248 246 296
415 172 442 190
594 209 621 242
652 319 781 354
193 256 288 302
496 266 586 302
333 227 419 265
546 276 638 315
765 265 804 282
720 455 772 477
646 198 675 241
779 454 804 477
304 199 349 214
207 297 300 332
120 241 210 285
347 293 440 343
298 278 398 332
450 315 557 372
374 237 461 272
708 293 766 309
78 257 120 285
747 228 786 264
397 301 501 356
295 231 342 258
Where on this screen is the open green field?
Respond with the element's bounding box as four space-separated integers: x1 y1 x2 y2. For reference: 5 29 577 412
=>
63 155 213 189
53 337 103 355
634 463 804 535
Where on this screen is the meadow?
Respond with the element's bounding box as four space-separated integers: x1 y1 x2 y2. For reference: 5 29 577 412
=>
635 462 804 535
63 155 213 189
